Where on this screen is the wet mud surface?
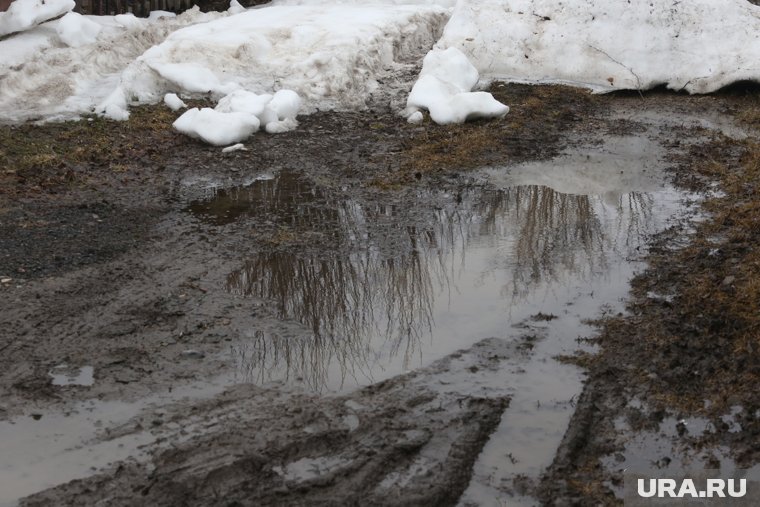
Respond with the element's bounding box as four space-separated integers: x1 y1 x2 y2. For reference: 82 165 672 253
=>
2 84 760 505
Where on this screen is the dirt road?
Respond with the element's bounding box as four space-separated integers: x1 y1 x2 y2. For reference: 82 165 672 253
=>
2 84 759 505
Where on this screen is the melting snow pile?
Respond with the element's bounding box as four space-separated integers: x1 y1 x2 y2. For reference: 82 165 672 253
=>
406 47 508 124
0 0 74 37
172 89 302 145
436 0 760 93
100 4 449 119
0 7 224 122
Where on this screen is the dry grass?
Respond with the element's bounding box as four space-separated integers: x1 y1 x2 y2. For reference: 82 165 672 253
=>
0 103 209 195
602 134 760 423
383 84 594 186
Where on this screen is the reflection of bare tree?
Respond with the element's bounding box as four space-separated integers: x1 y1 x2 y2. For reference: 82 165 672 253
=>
209 172 660 391
227 249 438 390
511 187 605 296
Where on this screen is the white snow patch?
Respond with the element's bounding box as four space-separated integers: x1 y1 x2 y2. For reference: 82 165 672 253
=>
163 93 187 111
221 143 247 153
216 90 273 117
148 61 240 96
407 110 424 124
0 0 74 37
211 88 300 136
407 47 508 124
114 13 143 29
228 0 246 15
147 10 176 21
56 12 101 48
173 108 260 146
265 117 298 134
437 0 760 93
272 456 351 483
99 87 130 121
268 89 301 121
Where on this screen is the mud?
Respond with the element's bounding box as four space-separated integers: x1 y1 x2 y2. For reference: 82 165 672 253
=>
2 83 760 505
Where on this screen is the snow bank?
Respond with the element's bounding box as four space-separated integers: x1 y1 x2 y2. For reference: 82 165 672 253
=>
0 0 74 37
407 47 508 124
0 7 224 123
56 12 102 48
173 108 260 146
110 4 450 112
437 0 760 93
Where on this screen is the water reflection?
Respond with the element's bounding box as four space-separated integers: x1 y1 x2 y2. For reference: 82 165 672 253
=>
190 165 679 391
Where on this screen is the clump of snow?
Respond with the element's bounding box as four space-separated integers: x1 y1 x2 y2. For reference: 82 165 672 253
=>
222 143 247 153
56 12 101 48
163 93 187 111
114 13 143 30
407 47 508 124
0 0 74 37
173 108 260 146
172 87 300 143
99 87 130 121
146 61 240 95
407 111 423 124
147 10 176 21
269 90 301 121
265 117 298 134
228 0 246 15
216 90 273 117
437 0 760 94
213 88 301 135
112 4 450 112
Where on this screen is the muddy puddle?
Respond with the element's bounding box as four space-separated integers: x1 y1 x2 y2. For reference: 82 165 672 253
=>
0 134 699 506
182 135 697 503
185 135 691 394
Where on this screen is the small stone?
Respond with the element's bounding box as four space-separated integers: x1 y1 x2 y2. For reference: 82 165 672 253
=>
1 278 12 284
722 275 736 286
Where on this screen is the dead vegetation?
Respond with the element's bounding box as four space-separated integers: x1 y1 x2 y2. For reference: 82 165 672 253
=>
369 84 595 187
0 102 212 196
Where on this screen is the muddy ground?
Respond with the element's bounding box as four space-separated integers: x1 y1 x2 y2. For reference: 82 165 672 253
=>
1 83 759 505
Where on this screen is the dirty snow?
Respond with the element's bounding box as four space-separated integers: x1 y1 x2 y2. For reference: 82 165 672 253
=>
106 4 449 115
0 7 224 123
406 47 508 124
0 0 73 37
437 0 760 93
3 0 760 123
